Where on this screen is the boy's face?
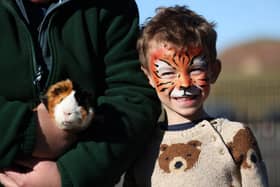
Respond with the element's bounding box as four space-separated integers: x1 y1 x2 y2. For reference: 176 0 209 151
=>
144 42 220 123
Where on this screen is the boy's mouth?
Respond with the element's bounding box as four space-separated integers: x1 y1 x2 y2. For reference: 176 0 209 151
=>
173 94 199 101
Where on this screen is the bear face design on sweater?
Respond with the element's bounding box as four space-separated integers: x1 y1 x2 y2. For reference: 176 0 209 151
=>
227 127 262 169
158 140 201 173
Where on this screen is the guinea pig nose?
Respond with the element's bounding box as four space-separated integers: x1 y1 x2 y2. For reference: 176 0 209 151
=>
175 161 183 169
64 111 72 116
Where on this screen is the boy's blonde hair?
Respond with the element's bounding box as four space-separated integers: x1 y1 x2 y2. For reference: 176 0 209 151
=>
137 5 217 69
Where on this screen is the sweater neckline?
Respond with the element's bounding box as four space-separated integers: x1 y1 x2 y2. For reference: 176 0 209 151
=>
160 117 214 131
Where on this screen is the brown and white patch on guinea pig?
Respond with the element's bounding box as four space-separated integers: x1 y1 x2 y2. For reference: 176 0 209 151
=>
43 79 94 131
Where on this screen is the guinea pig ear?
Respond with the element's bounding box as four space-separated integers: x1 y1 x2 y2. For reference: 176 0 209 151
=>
51 87 64 97
72 82 93 106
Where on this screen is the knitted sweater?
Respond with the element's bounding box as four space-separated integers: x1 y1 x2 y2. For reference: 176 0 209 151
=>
124 118 268 187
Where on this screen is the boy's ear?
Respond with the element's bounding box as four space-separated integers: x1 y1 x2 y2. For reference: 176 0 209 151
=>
209 59 221 83
141 65 155 88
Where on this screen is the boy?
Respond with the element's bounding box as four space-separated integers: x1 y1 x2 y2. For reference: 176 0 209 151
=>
124 6 268 187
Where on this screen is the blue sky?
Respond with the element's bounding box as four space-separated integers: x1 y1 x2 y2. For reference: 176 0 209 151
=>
135 0 280 52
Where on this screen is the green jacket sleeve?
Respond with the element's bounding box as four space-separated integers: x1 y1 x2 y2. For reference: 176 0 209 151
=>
57 0 161 186
0 0 39 168
0 97 37 168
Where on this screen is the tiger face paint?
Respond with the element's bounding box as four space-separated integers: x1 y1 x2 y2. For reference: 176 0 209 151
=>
149 47 210 94
146 45 213 123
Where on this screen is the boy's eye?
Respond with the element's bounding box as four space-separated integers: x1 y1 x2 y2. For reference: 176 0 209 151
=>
160 71 176 78
190 69 204 76
155 59 177 79
191 55 208 67
189 55 208 76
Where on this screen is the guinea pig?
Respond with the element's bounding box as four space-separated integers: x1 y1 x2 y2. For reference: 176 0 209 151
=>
42 79 94 131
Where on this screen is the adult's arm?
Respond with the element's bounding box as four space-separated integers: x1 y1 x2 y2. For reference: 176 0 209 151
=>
0 0 78 167
0 98 77 169
0 97 36 168
57 0 161 186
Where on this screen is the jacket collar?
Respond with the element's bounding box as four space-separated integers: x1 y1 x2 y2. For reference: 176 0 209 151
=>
16 0 71 24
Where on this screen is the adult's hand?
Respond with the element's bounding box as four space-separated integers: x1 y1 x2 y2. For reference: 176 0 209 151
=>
0 158 61 187
33 103 77 159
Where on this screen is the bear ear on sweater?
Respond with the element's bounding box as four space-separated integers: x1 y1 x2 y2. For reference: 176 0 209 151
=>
160 144 169 152
188 140 202 150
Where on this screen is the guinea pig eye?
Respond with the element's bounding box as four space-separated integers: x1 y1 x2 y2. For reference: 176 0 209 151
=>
250 152 258 163
165 157 169 161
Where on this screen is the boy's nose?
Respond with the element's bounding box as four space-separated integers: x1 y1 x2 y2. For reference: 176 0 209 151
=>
177 73 192 88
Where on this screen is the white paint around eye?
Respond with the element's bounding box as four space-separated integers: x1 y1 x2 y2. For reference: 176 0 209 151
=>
156 60 175 72
192 55 207 67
